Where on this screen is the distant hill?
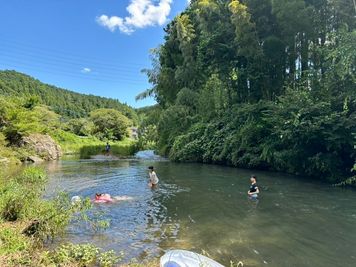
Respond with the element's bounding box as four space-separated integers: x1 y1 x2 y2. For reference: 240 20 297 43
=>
0 70 138 122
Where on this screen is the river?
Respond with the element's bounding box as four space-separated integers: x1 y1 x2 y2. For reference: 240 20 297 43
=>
44 151 356 267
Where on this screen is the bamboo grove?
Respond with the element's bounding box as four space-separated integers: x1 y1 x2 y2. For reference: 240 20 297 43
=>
139 0 356 183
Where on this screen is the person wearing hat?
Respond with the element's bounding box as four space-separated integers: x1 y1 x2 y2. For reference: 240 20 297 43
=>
148 166 159 188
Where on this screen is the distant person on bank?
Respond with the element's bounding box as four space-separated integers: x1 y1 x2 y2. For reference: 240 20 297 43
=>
148 166 159 188
105 142 111 155
248 175 259 199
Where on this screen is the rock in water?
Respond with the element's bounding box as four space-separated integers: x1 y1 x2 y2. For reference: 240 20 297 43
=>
21 134 62 160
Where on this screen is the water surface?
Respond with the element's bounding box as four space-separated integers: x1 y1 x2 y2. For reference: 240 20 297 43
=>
44 155 356 267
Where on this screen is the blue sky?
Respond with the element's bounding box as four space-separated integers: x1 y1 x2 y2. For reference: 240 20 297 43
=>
0 0 189 107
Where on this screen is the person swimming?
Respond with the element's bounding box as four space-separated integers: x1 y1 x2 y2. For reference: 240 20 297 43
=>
148 166 159 188
93 193 133 203
247 175 259 199
94 193 113 203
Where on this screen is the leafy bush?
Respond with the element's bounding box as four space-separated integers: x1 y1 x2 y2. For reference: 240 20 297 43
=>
167 92 356 182
15 166 47 186
0 180 38 221
157 105 196 155
0 167 92 240
90 108 131 141
44 243 122 267
0 228 31 255
64 118 94 136
4 105 60 144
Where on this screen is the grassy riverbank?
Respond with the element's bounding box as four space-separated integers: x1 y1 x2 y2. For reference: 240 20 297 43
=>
52 130 138 158
0 166 159 266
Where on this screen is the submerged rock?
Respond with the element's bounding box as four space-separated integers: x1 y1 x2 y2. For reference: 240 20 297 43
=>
21 134 62 161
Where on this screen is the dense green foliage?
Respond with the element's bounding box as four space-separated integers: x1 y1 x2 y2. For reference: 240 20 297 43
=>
136 105 161 149
0 70 138 122
141 0 356 182
0 73 139 161
90 108 131 141
0 94 137 161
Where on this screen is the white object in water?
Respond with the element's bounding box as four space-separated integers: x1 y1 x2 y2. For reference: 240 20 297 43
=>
160 250 225 267
71 195 81 204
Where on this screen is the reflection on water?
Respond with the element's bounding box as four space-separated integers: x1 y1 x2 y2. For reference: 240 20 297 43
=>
44 158 356 267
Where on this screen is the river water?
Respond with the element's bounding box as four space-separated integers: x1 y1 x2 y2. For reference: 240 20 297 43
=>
44 152 356 267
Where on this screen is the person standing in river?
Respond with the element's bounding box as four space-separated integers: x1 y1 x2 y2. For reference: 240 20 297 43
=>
247 175 259 199
148 166 159 188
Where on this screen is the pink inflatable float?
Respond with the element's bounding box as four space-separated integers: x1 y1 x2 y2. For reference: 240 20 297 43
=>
92 193 114 203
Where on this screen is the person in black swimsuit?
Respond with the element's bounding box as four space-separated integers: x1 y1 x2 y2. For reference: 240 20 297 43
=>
247 175 259 198
105 142 111 155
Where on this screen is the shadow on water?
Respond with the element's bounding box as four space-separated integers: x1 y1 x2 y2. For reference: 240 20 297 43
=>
44 155 356 267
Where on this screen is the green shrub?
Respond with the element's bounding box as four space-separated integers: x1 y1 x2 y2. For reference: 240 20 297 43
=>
0 228 31 255
64 118 94 136
15 166 47 186
0 181 37 221
90 108 131 141
44 243 121 267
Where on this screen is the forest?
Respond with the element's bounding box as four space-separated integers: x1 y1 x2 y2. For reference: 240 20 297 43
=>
139 0 356 184
0 71 139 163
0 70 138 122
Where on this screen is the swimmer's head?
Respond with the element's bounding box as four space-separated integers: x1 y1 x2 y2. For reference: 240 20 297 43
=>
250 175 257 183
148 166 154 172
95 193 102 199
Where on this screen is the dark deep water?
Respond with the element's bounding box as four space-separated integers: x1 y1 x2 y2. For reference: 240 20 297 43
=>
44 152 356 267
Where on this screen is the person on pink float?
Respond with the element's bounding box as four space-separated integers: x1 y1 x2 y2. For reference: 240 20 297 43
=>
93 193 133 203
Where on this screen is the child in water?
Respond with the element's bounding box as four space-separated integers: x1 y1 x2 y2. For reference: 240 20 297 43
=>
148 166 159 188
247 175 259 199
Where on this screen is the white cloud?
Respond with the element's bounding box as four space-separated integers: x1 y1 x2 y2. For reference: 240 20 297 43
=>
81 67 91 73
97 0 173 34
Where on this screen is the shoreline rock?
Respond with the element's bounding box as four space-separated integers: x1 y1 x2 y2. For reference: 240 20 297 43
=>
21 134 62 161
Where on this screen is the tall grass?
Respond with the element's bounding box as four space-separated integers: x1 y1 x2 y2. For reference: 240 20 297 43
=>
79 142 139 159
52 129 139 158
51 130 105 154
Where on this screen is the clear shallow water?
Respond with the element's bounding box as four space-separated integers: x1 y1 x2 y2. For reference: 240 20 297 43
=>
44 155 356 267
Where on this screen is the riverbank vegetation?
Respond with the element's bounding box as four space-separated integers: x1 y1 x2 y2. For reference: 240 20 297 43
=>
139 0 356 184
0 71 140 163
